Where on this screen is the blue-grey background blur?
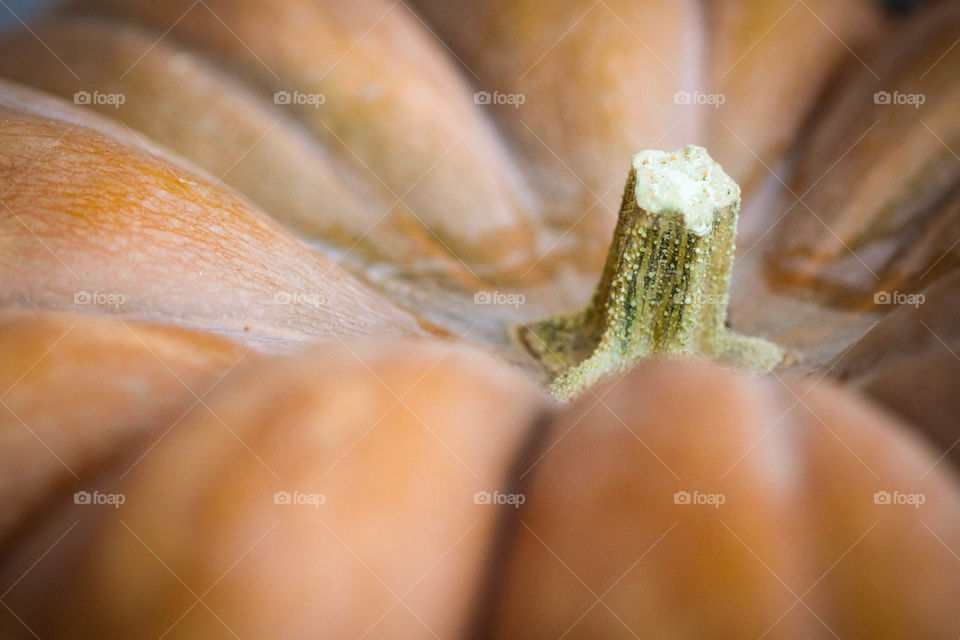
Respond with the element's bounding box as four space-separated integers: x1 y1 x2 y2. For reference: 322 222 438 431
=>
1 0 59 28
0 0 934 29
0 0 932 37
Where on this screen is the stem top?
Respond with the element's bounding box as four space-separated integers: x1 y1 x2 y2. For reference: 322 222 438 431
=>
631 145 740 235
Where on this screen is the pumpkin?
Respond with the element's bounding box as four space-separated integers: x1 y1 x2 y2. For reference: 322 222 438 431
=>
1 0 959 637
2 319 959 638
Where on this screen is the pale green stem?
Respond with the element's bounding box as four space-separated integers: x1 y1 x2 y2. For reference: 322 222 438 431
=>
515 145 783 400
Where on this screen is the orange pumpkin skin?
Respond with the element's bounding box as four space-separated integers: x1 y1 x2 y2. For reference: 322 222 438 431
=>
490 362 960 639
0 0 959 638
2 335 958 639
1 335 546 639
0 84 423 347
47 0 543 278
0 0 949 371
0 311 250 540
0 0 885 290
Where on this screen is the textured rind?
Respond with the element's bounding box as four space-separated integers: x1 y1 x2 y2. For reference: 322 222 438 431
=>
0 85 425 347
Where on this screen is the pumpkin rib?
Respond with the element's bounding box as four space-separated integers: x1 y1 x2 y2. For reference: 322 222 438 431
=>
0 17 412 256
765 0 960 308
67 0 549 277
0 15 501 288
488 359 960 638
0 338 550 638
828 268 960 466
406 0 700 239
0 92 429 346
1 342 958 637
703 0 884 193
0 311 254 547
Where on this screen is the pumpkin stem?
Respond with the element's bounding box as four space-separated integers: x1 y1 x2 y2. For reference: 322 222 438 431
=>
515 145 783 400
